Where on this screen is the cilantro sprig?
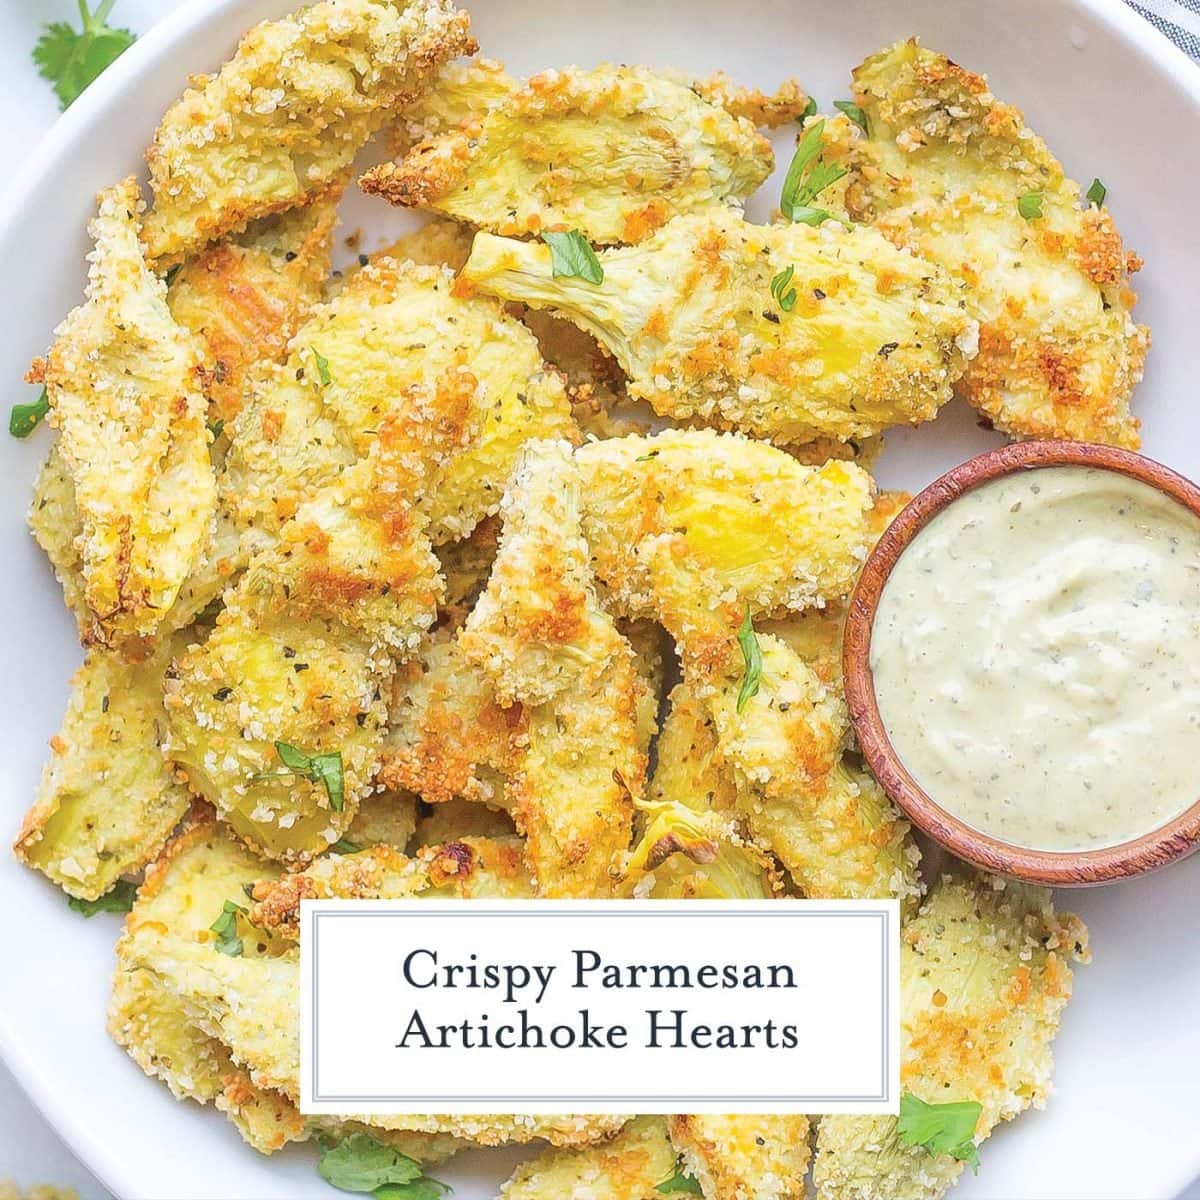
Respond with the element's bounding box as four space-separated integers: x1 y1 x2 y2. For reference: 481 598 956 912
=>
9 389 50 439
34 0 136 111
210 900 247 957
67 879 137 917
834 99 868 132
254 741 346 812
1017 191 1045 222
780 120 848 227
656 1161 703 1194
897 1091 983 1173
318 1133 450 1197
735 604 763 713
770 265 798 312
543 230 604 284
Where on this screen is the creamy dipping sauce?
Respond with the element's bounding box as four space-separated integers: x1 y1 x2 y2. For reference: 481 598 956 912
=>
871 466 1200 852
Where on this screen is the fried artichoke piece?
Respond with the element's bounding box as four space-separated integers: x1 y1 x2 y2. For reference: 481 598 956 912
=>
814 872 1088 1200
626 682 777 901
460 440 625 708
829 40 1148 447
142 0 474 263
119 815 621 1149
109 811 457 1161
166 191 340 423
249 835 532 935
14 642 190 900
669 1114 811 1200
460 441 654 895
462 209 976 445
229 258 573 545
39 178 215 650
694 631 918 905
686 71 811 129
363 65 773 244
501 1117 678 1198
394 56 517 149
32 197 338 636
575 430 875 643
380 634 520 807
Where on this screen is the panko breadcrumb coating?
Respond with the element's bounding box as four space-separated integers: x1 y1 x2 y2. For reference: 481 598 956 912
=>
363 64 774 244
37 178 216 651
142 0 475 263
827 40 1148 447
461 209 977 446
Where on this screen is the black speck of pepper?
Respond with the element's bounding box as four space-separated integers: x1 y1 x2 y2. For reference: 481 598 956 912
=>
282 646 296 659
813 288 826 300
763 310 781 324
293 663 310 673
755 1137 766 1146
213 687 234 702
358 253 369 267
284 251 297 262
101 695 110 713
356 712 367 727
878 342 899 357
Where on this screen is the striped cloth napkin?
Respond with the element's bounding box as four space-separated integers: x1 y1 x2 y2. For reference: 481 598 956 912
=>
1129 0 1200 59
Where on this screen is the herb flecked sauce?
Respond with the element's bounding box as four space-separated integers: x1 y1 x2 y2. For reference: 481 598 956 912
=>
871 466 1200 851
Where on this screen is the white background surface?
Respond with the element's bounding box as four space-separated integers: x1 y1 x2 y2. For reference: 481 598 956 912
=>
2 2 1200 1199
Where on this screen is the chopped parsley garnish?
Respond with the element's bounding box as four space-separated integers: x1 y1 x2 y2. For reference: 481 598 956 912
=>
260 741 346 812
209 900 247 957
834 99 868 132
67 879 137 917
799 95 818 121
542 230 604 284
780 120 848 227
206 417 225 440
318 1133 450 1195
735 604 763 713
770 265 798 312
34 0 136 110
9 389 49 439
311 347 332 386
897 1091 982 1173
656 1162 704 1194
330 837 361 855
1086 177 1107 208
1017 191 1045 221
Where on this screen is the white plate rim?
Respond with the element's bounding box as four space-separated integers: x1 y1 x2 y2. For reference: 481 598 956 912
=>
1 1 1199 1197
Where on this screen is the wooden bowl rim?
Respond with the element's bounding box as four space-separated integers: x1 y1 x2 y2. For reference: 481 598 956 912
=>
843 439 1200 887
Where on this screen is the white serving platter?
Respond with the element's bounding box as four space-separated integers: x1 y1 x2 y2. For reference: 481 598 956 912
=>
1 1 1198 1197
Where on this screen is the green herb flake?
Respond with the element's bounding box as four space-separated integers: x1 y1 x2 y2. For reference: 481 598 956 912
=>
770 265 798 312
67 879 137 917
317 1133 435 1193
543 230 604 284
34 0 136 110
897 1091 983 1173
163 263 182 287
799 96 818 121
1017 191 1045 221
656 1162 704 1195
779 120 848 227
311 347 332 387
206 417 225 440
834 99 868 132
374 1182 452 1200
10 390 50 439
735 604 763 713
330 837 361 855
270 741 346 812
1086 177 1107 208
209 899 247 957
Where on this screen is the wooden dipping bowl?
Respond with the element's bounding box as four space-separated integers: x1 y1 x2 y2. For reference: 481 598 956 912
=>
843 440 1200 887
